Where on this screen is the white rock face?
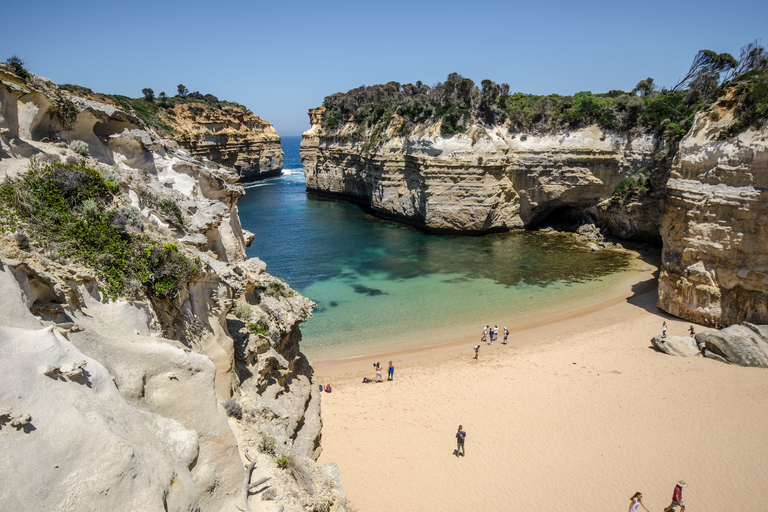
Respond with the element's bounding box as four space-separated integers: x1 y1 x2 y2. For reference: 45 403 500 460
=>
0 323 203 512
658 108 768 326
302 116 657 233
0 68 348 511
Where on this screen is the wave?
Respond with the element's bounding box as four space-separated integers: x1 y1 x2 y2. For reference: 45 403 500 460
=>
282 168 304 175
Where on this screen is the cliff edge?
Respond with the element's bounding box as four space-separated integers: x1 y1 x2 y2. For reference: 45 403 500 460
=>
0 65 348 511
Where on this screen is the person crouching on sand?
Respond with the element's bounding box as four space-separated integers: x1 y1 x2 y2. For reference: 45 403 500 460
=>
629 492 649 512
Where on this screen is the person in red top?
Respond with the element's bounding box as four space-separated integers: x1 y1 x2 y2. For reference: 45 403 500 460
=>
664 480 687 512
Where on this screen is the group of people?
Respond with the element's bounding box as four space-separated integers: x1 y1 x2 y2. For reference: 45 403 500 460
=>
629 481 687 512
474 324 509 359
480 324 508 345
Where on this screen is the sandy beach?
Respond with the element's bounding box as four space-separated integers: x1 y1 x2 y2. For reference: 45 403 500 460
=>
314 267 768 512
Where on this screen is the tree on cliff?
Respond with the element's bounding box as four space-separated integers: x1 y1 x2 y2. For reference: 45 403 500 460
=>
177 84 188 97
673 49 738 98
142 88 155 102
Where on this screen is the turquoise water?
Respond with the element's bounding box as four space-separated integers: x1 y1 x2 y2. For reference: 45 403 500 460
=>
240 136 638 360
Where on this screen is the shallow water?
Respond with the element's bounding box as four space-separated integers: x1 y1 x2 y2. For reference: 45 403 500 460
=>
240 136 640 360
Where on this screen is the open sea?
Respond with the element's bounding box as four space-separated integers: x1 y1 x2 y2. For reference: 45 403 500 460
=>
239 136 643 361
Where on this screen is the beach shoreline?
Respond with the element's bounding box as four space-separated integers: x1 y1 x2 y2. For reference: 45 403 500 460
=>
314 268 768 512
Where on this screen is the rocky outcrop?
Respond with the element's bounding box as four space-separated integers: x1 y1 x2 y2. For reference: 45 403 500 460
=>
168 104 283 183
651 323 768 368
0 66 347 511
696 323 768 367
658 103 768 327
302 108 659 234
650 335 701 357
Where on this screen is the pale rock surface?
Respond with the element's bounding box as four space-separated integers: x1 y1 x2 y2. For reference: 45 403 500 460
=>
696 322 768 367
650 334 700 357
0 66 348 511
302 108 657 233
658 104 768 326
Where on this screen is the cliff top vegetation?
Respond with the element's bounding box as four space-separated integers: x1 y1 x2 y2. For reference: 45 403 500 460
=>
57 82 252 137
0 162 200 300
319 42 768 144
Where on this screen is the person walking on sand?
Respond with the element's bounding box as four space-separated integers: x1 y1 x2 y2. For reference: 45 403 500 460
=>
664 480 687 512
491 325 498 345
474 345 479 359
375 362 383 382
455 425 466 456
688 325 695 337
629 492 649 512
503 326 509 345
662 321 667 338
387 360 394 381
482 325 488 342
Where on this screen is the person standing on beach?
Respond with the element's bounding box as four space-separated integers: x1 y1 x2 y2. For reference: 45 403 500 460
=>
663 480 687 512
375 362 383 382
455 425 466 456
387 361 394 381
629 492 650 512
482 325 488 342
474 345 479 359
492 325 498 345
503 326 509 344
662 321 667 338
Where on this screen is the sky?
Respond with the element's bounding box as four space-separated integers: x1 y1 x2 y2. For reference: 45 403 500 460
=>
2 0 767 136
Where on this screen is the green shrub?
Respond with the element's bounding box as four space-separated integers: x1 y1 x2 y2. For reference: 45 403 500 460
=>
722 71 768 138
247 320 269 336
275 455 289 469
259 434 276 455
0 163 201 300
68 140 89 156
233 302 253 321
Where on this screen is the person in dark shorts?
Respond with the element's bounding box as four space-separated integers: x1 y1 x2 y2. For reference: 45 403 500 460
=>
455 425 466 456
387 361 394 381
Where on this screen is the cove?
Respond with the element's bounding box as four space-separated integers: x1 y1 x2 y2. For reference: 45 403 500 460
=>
240 136 642 361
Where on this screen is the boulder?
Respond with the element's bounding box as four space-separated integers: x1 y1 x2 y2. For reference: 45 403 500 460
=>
651 335 700 357
696 323 768 367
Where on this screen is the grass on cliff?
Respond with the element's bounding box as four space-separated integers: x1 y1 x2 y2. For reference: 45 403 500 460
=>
0 163 201 301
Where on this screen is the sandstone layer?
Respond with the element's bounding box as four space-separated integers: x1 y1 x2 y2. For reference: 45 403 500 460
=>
168 103 283 183
0 66 347 511
301 107 660 235
658 106 768 327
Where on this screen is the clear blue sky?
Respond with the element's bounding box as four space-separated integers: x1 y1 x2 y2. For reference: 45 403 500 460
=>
2 0 766 136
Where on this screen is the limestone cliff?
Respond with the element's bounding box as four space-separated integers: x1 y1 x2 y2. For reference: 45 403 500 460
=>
166 103 283 182
0 66 347 511
302 107 661 235
658 99 768 327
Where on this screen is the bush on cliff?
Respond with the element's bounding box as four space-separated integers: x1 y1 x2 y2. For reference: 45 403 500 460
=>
317 42 768 145
0 163 201 301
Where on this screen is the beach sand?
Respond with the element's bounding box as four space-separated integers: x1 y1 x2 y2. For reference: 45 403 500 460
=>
314 267 768 512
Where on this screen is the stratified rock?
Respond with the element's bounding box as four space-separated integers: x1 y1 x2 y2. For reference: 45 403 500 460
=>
696 323 768 367
170 103 283 182
302 109 658 234
658 101 768 327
